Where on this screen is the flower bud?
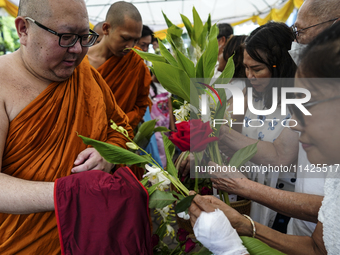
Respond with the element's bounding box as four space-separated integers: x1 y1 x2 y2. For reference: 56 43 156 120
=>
126 142 139 150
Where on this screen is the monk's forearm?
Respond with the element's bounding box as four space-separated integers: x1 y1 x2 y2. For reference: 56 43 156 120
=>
0 173 54 214
240 179 321 223
252 223 323 255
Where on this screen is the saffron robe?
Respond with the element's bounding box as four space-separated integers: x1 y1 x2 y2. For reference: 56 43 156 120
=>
0 58 133 255
55 168 152 255
97 48 152 129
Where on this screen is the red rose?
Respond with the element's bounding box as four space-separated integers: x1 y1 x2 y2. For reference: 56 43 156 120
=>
169 120 218 152
177 228 189 242
169 121 190 151
184 238 196 253
200 186 212 195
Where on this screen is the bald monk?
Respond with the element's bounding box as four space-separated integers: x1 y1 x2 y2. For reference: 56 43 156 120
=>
93 21 104 44
88 1 152 130
0 0 150 253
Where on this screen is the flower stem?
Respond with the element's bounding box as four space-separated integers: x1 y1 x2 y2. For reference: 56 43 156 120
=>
194 153 200 193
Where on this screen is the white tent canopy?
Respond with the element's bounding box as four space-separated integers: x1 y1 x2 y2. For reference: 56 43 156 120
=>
2 0 300 32
85 0 289 31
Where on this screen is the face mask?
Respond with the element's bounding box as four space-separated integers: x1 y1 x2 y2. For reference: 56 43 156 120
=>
288 41 308 65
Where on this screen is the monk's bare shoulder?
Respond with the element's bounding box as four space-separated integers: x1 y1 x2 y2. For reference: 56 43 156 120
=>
0 52 45 122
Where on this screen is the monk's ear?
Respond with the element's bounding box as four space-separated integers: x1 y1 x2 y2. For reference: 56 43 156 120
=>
15 17 29 45
102 22 111 35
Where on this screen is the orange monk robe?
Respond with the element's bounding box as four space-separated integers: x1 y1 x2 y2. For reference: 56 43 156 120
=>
0 58 133 255
97 47 152 130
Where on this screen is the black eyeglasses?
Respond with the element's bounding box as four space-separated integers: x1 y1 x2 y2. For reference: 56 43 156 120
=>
25 17 99 48
288 95 340 126
291 18 338 43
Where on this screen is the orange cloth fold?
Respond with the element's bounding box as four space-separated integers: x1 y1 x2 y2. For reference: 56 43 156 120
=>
0 58 132 255
97 48 152 129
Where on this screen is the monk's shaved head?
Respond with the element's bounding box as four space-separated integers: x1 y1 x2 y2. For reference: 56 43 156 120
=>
105 1 142 29
17 0 53 21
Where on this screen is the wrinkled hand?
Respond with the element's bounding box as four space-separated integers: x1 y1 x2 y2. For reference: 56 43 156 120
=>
178 153 194 177
188 191 245 232
208 161 248 195
71 148 113 173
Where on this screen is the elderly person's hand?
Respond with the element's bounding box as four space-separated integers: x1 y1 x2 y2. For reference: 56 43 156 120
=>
71 148 114 173
178 153 194 177
188 191 250 255
208 161 249 196
188 191 251 235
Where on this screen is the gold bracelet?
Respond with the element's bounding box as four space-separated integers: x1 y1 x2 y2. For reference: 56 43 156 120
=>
243 214 256 238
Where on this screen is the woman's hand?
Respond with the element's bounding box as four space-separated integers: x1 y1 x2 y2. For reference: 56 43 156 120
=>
188 192 251 235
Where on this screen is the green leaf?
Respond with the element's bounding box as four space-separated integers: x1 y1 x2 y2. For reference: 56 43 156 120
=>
78 135 152 165
175 194 196 214
208 24 219 42
153 61 190 102
190 81 200 110
149 189 177 209
155 222 167 239
166 33 187 58
162 11 174 28
229 142 258 168
154 127 170 133
203 36 218 78
206 14 212 33
192 7 204 44
240 236 286 255
158 39 178 67
161 133 178 177
212 88 227 135
140 178 148 187
132 48 166 63
148 181 164 196
133 119 157 145
167 24 183 38
173 46 196 78
171 190 185 200
195 54 204 78
180 14 194 46
217 54 235 80
199 22 209 50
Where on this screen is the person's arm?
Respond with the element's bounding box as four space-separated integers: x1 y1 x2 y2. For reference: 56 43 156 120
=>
219 126 299 166
210 162 322 223
189 194 327 255
0 101 54 214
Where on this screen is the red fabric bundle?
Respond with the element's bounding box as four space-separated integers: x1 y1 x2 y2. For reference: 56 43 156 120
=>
54 167 152 255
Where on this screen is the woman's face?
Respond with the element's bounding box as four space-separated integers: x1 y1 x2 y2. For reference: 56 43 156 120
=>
243 49 271 92
291 74 340 165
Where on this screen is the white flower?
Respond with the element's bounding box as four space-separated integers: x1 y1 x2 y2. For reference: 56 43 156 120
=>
155 205 172 221
177 211 190 220
143 164 171 191
165 224 175 237
173 101 190 123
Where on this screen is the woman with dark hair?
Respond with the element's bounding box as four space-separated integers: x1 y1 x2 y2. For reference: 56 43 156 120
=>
219 22 297 228
189 21 340 255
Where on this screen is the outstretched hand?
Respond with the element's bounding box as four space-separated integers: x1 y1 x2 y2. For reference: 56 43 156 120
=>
71 148 113 173
188 191 248 235
208 161 249 195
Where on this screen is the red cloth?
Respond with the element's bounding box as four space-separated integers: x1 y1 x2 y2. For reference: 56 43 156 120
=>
54 167 152 255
